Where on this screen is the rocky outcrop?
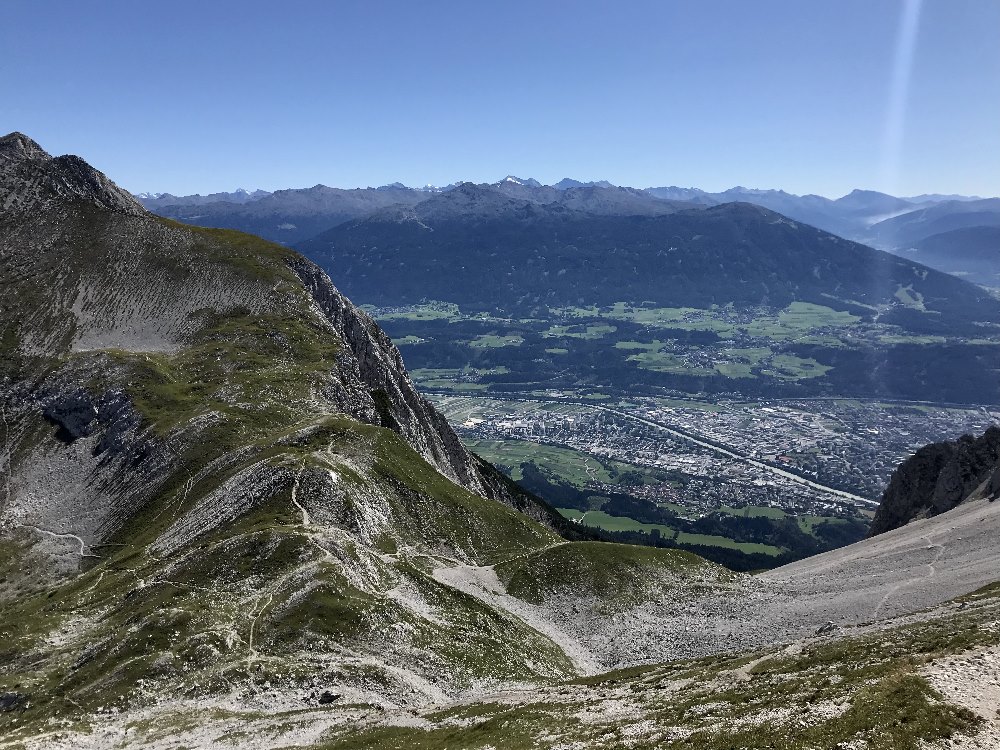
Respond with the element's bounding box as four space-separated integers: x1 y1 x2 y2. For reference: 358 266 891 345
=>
289 256 587 534
0 132 144 217
869 426 1000 536
289 257 487 492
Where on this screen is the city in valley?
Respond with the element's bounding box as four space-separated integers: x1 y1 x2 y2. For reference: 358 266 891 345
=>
430 392 999 563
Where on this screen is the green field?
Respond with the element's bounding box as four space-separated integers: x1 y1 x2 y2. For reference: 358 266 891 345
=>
410 368 487 390
552 301 859 341
466 334 524 348
796 513 855 535
614 339 662 350
894 284 926 310
432 397 588 424
390 335 425 346
714 361 755 378
616 342 715 375
557 509 783 555
721 505 857 534
764 353 832 380
366 301 463 321
544 323 617 339
465 438 658 486
879 334 947 345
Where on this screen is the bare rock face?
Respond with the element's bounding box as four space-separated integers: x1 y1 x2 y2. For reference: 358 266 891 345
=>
286 257 575 535
288 257 488 493
869 426 1000 536
0 132 144 216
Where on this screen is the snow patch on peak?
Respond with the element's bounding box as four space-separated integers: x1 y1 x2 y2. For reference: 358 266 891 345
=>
499 175 542 188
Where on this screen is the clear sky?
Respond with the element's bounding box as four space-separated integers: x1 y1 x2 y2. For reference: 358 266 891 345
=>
3 0 998 198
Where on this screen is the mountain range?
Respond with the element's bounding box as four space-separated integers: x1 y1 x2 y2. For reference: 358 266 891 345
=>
297 182 998 320
292 180 1000 404
135 169 1000 406
138 179 1000 286
4 133 1000 748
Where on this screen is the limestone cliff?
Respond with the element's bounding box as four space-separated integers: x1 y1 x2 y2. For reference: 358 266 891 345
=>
869 426 1000 536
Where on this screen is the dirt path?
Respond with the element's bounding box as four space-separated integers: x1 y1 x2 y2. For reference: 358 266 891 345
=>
870 534 944 621
16 524 99 558
289 462 311 526
1 402 12 508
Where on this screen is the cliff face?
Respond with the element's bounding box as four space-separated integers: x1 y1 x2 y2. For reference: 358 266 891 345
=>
288 257 588 535
869 426 1000 536
288 257 494 494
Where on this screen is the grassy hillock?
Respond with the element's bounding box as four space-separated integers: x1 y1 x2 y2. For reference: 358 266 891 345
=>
495 541 731 605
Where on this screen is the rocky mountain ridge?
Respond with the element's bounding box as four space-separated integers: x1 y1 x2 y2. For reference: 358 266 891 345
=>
0 133 576 533
1 132 144 216
870 426 1000 536
149 182 428 244
136 187 271 209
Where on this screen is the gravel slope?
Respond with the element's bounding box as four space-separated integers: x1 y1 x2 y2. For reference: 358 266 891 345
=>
754 495 1000 638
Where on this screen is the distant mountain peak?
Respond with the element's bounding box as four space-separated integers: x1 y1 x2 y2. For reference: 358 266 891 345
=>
904 193 986 203
554 178 616 190
837 188 907 201
498 175 542 188
724 186 789 197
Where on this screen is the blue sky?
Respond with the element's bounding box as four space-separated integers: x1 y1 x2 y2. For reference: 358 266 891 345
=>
3 0 998 197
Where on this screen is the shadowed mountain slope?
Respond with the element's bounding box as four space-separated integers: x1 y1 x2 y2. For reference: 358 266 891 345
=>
898 225 1000 286
298 186 1000 326
869 198 1000 248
